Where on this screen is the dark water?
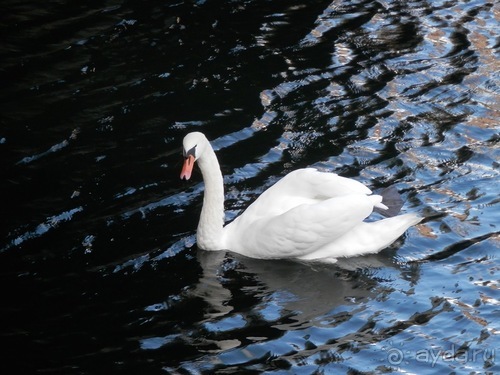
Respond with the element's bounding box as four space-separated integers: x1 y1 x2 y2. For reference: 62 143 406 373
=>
1 0 499 373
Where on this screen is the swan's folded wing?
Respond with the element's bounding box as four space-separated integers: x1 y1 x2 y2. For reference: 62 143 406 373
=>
274 168 372 198
238 168 373 221
226 194 377 259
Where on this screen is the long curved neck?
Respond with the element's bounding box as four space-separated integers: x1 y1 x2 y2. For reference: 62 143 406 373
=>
196 144 225 250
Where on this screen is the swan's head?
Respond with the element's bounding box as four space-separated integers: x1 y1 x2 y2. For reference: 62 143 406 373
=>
180 132 208 180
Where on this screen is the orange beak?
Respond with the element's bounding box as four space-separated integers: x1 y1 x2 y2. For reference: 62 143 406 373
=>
180 155 195 180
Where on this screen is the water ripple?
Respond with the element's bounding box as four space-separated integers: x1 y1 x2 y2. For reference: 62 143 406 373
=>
1 0 499 373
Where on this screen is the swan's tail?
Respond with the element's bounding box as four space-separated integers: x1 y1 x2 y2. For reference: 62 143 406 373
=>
340 213 423 257
299 213 422 261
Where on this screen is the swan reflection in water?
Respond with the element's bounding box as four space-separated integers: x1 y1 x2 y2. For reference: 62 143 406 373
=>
139 245 420 354
192 248 412 328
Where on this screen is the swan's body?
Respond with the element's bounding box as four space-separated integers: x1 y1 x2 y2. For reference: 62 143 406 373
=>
181 132 421 262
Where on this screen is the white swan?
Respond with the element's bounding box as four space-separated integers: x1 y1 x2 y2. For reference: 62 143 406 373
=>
180 132 421 262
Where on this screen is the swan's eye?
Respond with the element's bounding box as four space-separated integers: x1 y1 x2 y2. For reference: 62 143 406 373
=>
183 144 197 158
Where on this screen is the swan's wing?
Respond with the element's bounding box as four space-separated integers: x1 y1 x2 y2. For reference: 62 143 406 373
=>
224 193 381 259
268 168 372 199
238 168 373 221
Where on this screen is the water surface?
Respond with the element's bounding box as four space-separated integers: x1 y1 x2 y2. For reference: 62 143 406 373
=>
1 0 499 373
